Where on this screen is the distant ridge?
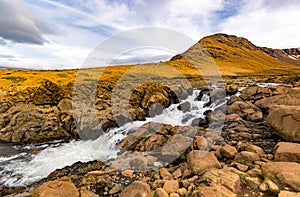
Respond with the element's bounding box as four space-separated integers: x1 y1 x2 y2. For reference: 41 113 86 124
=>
170 33 300 75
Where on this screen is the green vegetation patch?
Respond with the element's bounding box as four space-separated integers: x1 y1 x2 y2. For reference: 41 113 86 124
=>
2 76 27 83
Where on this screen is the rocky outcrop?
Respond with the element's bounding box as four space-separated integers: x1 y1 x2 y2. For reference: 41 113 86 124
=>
31 80 68 105
266 105 300 142
0 103 74 143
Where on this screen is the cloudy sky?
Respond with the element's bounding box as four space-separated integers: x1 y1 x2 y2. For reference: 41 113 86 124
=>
0 0 299 69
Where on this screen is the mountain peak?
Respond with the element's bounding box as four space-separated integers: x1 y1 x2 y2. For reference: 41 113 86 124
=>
200 33 256 50
170 33 300 75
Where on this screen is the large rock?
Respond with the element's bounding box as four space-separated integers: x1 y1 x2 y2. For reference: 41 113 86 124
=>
201 168 241 193
227 100 263 122
255 87 300 112
120 181 152 197
275 142 300 163
239 86 272 101
225 84 239 95
266 105 300 142
262 162 300 191
187 150 221 174
129 82 180 118
31 177 79 197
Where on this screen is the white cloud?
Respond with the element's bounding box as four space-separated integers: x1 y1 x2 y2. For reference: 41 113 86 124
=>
0 0 56 44
220 0 300 48
1 0 299 69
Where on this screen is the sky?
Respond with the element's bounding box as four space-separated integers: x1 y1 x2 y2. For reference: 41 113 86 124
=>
0 0 299 69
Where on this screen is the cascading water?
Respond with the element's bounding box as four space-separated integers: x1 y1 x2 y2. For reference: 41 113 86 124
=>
0 89 226 187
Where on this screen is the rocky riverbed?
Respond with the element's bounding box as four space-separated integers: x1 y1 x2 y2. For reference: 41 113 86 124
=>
1 79 300 197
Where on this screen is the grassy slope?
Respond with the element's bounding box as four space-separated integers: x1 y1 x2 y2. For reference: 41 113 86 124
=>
1 34 300 94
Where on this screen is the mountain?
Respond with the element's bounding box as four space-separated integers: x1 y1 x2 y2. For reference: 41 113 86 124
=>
170 33 300 76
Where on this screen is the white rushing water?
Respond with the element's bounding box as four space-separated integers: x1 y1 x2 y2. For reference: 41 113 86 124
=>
0 89 225 187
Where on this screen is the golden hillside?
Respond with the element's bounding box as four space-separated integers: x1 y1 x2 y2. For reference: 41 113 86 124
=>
1 33 300 95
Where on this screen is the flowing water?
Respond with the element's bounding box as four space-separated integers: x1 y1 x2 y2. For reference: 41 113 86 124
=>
0 89 226 187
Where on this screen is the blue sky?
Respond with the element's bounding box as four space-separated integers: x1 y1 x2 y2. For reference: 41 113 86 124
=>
0 0 299 69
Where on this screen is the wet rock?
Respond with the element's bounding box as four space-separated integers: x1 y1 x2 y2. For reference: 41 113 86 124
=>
31 177 79 197
129 82 179 118
187 150 221 174
239 86 272 101
120 181 152 197
262 162 300 191
210 88 226 103
129 156 148 170
118 122 174 152
274 142 300 163
266 105 300 142
177 102 191 112
225 84 239 95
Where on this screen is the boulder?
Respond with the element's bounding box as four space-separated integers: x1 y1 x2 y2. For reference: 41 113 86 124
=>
225 84 239 95
31 177 79 197
193 136 208 150
255 88 300 112
155 188 168 197
201 168 241 193
120 181 152 197
163 180 179 193
275 142 300 163
235 151 260 165
220 144 238 159
187 150 221 174
266 105 300 142
262 162 300 191
227 100 263 122
239 86 271 101
160 168 173 180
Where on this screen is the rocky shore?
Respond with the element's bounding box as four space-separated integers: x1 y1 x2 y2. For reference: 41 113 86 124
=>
1 79 300 197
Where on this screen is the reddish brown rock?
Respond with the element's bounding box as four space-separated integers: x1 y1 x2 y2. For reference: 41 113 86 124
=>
220 144 238 159
275 142 300 163
262 162 300 191
31 177 79 197
267 105 300 142
201 168 241 193
120 181 152 197
187 150 221 174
